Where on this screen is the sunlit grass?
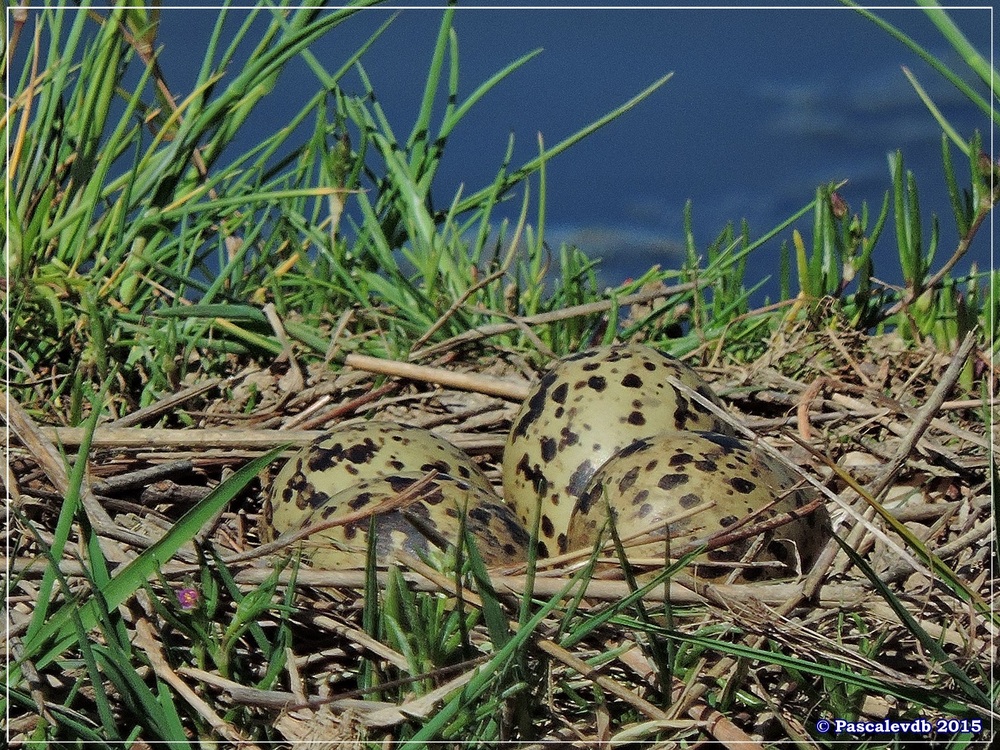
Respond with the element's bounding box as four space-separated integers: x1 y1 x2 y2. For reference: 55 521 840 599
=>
4 0 996 746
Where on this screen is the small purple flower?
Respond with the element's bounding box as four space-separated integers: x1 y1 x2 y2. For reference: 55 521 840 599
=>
177 588 199 610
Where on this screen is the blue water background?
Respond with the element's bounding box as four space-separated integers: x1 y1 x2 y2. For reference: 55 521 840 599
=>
37 3 999 296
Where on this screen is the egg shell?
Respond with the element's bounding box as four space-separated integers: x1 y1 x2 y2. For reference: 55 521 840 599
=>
263 421 494 537
286 472 530 568
566 431 830 581
502 344 733 556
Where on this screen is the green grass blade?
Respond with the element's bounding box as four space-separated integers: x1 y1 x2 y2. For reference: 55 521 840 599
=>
455 72 674 214
440 47 545 144
296 12 397 91
842 0 994 123
23 379 109 644
915 0 996 97
93 642 191 749
17 446 287 675
407 4 455 165
833 536 991 710
71 613 121 742
902 66 970 155
150 304 269 324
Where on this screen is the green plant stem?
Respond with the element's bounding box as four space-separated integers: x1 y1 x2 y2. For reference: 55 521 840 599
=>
915 0 996 97
883 195 995 319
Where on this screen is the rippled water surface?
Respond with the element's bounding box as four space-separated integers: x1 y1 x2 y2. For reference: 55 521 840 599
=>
152 3 993 292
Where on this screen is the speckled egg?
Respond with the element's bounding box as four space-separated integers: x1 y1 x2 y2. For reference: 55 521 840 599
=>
565 431 830 581
502 344 734 556
279 472 530 568
262 421 494 537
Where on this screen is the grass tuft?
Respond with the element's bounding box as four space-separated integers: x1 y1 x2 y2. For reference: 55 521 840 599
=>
5 2 995 746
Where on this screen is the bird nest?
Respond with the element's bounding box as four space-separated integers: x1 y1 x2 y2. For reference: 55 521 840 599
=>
5 327 995 747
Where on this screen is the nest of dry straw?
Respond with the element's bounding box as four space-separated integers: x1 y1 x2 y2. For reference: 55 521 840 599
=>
6 327 995 746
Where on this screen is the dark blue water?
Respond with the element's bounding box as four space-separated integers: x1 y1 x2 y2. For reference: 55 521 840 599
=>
36 3 1000 294
328 4 992 291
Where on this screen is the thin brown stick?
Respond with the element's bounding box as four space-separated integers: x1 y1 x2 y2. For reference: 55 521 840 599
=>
8 639 57 726
31 426 505 455
2 391 148 556
91 460 196 493
869 330 978 500
135 619 257 747
344 353 530 401
292 381 400 431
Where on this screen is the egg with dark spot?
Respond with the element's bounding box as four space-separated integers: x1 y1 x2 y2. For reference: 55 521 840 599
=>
261 422 527 567
263 422 494 535
262 348 831 581
565 431 830 580
281 473 530 568
502 344 734 555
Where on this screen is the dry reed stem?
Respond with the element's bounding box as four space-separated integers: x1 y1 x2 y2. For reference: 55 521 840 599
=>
8 325 990 744
134 619 256 747
179 665 393 712
344 352 531 401
37 426 506 453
